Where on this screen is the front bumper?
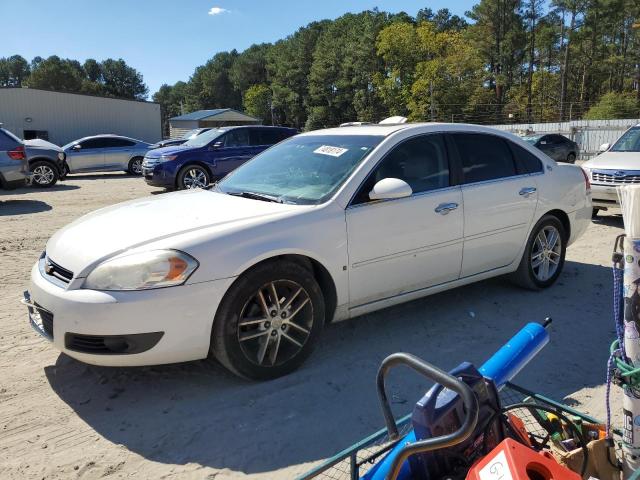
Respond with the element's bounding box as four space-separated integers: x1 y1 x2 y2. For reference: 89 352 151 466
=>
142 161 173 187
26 260 233 366
591 183 621 209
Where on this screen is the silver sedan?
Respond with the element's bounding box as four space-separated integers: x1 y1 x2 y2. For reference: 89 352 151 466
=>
63 135 152 175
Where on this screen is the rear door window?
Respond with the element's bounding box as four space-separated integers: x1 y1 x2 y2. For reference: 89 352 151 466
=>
224 129 250 147
452 133 517 184
101 138 135 148
509 142 544 174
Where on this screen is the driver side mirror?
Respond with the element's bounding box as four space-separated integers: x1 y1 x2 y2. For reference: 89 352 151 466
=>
72 144 81 150
369 178 413 201
598 143 610 154
209 141 223 150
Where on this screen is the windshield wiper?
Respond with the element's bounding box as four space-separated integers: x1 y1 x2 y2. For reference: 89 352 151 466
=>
228 191 284 203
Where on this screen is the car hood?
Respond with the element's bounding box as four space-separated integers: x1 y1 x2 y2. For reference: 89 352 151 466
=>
45 189 304 276
150 139 186 149
145 144 194 158
24 139 63 152
582 151 640 170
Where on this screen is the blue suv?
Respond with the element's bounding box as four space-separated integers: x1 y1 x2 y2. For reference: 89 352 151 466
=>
142 125 297 190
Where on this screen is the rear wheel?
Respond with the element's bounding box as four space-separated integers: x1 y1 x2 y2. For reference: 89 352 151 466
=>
566 152 576 163
30 161 58 187
127 157 143 175
211 260 324 380
511 215 566 290
177 164 210 190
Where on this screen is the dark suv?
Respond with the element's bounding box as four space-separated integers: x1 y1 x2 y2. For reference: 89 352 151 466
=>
142 125 297 190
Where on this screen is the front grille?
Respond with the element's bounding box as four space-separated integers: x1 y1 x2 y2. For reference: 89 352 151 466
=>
45 257 73 284
592 170 640 184
35 303 54 338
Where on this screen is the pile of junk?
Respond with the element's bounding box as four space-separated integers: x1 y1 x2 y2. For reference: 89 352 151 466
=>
299 186 640 480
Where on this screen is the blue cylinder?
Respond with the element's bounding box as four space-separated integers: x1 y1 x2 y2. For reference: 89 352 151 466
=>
479 322 549 390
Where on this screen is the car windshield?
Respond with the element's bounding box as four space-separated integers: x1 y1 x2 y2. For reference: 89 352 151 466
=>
217 134 384 205
611 127 640 152
522 135 542 144
183 128 225 147
181 129 200 139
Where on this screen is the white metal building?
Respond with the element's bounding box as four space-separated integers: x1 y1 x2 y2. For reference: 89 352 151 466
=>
169 109 260 138
0 87 162 146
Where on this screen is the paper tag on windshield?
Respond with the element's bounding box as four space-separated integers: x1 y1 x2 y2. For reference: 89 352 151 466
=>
314 145 348 157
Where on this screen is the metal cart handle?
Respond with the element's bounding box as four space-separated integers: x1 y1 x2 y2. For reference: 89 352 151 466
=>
375 352 480 480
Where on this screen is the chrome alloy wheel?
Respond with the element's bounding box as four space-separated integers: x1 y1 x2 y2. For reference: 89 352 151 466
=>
32 165 55 185
237 280 313 367
531 225 562 282
183 168 208 189
131 158 143 174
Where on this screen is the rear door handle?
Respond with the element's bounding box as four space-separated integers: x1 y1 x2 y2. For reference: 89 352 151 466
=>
519 187 537 197
435 202 459 215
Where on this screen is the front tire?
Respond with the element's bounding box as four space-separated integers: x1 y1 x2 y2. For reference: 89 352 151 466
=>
128 157 144 175
30 161 59 187
511 215 566 290
211 260 325 380
177 164 210 190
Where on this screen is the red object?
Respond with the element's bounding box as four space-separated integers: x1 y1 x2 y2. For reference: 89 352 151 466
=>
8 145 26 160
466 438 580 480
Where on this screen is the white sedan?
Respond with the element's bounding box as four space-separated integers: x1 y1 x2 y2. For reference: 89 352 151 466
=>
24 123 591 380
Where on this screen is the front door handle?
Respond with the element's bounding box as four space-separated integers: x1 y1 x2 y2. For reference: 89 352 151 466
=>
519 187 537 197
435 202 459 215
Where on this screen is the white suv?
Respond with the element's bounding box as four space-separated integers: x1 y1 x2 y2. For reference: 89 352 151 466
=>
582 124 640 216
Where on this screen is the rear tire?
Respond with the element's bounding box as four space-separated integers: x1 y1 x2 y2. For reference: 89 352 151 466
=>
30 161 59 188
510 215 567 290
127 157 143 175
177 164 210 190
566 152 576 163
211 260 324 380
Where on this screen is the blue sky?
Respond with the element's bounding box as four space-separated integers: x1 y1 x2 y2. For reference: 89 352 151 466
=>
2 0 471 98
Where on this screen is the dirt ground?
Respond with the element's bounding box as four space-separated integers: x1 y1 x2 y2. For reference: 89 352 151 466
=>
0 173 625 479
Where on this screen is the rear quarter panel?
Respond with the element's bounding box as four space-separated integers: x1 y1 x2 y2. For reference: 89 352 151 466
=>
535 163 591 245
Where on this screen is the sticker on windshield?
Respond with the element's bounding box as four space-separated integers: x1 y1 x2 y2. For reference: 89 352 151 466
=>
314 145 349 157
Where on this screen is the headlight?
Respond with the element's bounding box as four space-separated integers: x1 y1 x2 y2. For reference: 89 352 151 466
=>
84 250 198 291
159 155 177 162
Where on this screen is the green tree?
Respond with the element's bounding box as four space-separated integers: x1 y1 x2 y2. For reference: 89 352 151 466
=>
25 55 84 92
243 84 272 122
187 51 241 111
306 11 390 129
99 58 148 99
0 55 30 87
584 91 639 119
229 43 271 97
267 21 329 128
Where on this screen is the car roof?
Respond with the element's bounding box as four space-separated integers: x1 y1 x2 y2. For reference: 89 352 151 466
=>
74 134 142 143
299 122 520 138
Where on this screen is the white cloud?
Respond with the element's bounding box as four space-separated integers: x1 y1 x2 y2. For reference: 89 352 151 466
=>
208 6 228 15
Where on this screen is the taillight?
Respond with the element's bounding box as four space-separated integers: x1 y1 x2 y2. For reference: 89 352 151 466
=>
7 145 26 160
580 168 591 193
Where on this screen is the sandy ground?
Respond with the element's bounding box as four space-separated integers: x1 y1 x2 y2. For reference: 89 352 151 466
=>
0 173 625 479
